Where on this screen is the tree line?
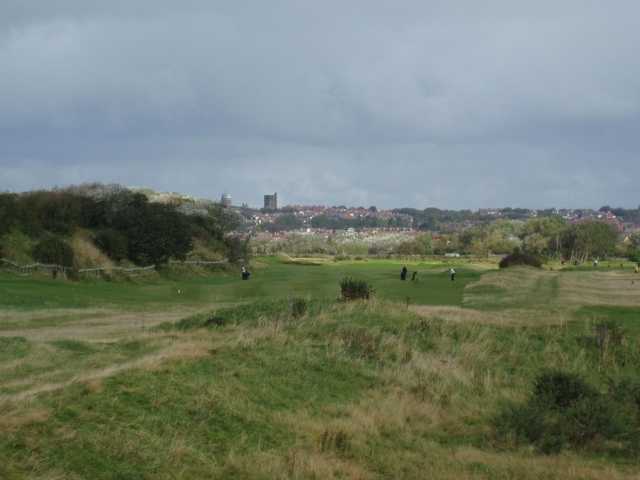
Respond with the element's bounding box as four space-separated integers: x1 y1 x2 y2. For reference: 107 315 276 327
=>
0 188 242 267
394 216 633 261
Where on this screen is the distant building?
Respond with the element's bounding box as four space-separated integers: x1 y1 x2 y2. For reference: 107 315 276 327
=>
264 192 278 210
221 193 232 208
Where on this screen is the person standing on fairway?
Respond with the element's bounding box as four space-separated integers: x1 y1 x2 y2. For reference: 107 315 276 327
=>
401 266 408 281
449 267 456 281
241 265 250 280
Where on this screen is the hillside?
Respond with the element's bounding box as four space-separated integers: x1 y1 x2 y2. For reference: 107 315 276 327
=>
0 186 242 271
1 260 639 479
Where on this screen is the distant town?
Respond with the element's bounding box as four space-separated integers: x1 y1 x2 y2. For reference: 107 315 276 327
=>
139 188 639 235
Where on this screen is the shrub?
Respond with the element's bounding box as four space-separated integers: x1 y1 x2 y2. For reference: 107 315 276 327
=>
532 371 599 409
32 235 74 267
94 229 128 261
499 248 542 269
494 370 634 454
290 297 308 318
340 277 373 301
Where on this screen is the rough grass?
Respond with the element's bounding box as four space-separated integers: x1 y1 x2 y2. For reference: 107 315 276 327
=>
70 230 114 270
1 263 640 478
464 267 640 312
0 230 35 264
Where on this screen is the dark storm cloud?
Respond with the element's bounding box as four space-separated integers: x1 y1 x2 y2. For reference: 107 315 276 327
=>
1 1 639 208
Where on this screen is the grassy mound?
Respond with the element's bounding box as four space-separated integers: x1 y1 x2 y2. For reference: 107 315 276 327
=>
157 298 324 331
3 262 640 478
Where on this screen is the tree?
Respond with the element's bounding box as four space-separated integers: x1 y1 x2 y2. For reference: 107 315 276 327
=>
417 234 433 254
225 235 251 264
520 217 566 257
626 233 640 262
94 229 128 261
32 235 74 267
522 232 548 256
0 194 18 236
561 221 618 262
395 239 426 255
111 194 192 265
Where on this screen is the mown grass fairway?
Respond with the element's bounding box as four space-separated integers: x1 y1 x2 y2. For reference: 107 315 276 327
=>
1 258 640 479
0 257 483 311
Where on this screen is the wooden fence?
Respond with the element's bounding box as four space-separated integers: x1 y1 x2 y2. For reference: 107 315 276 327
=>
168 260 228 266
1 258 229 278
1 258 69 275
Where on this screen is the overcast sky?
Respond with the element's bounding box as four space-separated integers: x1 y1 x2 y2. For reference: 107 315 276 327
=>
1 1 639 209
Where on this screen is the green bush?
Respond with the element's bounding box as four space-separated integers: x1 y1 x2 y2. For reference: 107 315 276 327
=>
494 370 636 454
32 235 74 267
290 297 308 318
94 229 128 261
499 248 542 269
340 277 373 301
532 371 599 409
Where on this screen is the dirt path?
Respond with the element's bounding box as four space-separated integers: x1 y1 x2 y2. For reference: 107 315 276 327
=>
0 307 212 341
0 333 215 405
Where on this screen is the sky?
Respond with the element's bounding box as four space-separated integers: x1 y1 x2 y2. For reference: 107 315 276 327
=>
1 1 639 209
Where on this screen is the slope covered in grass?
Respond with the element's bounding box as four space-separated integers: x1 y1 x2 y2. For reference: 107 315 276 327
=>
2 292 640 479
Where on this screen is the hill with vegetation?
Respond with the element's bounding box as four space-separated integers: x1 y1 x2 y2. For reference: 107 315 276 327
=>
0 185 244 271
1 257 640 478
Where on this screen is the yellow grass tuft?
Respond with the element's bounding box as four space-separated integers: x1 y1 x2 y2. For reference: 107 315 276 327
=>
71 230 114 269
0 408 50 433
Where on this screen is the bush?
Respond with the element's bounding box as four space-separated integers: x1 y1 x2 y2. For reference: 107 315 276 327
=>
290 297 308 318
533 371 599 409
340 277 373 301
629 249 640 264
94 229 128 261
494 370 635 454
32 235 74 267
499 248 542 269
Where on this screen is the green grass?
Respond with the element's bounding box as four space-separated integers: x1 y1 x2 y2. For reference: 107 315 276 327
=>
2 333 375 479
2 259 640 478
0 257 484 311
0 337 30 362
0 337 163 396
573 305 640 334
3 297 639 478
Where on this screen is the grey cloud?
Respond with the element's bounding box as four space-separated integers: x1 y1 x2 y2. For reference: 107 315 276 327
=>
1 1 639 208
